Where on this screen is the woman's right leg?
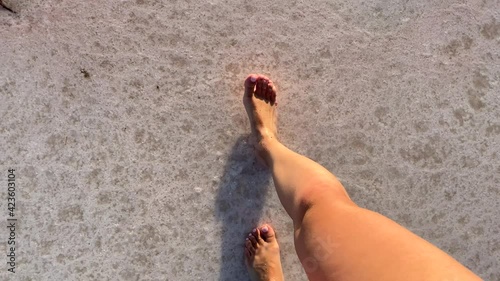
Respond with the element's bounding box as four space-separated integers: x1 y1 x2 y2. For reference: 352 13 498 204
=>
262 137 480 281
244 74 481 281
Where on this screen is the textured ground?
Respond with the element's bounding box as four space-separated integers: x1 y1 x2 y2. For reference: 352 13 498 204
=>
1 0 499 280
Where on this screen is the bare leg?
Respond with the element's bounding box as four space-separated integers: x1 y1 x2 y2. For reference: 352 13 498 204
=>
243 74 481 281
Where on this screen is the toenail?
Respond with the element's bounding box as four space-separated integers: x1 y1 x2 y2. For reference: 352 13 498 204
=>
248 233 252 237
250 76 256 82
252 228 257 233
246 238 249 241
261 226 268 233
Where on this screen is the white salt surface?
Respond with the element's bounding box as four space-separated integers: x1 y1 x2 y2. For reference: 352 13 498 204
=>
1 0 499 280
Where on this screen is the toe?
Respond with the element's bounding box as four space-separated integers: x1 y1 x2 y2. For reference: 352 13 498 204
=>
245 247 252 260
267 85 274 104
259 224 277 242
245 74 258 97
254 228 265 244
269 83 277 105
262 79 269 101
255 78 264 98
245 237 251 247
248 232 258 247
259 74 270 81
244 247 254 267
244 74 258 98
245 238 255 253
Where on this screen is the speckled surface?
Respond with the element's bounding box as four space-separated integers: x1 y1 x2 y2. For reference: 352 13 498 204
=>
1 0 499 280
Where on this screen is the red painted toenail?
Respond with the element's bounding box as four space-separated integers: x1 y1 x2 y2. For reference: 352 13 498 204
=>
261 226 268 233
250 77 256 82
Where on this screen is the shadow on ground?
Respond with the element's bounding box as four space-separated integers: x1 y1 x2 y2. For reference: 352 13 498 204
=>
215 135 272 281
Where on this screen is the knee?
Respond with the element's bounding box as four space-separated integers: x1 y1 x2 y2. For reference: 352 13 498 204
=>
294 177 354 224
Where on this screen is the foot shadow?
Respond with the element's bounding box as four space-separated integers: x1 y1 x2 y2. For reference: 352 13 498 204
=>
215 135 272 281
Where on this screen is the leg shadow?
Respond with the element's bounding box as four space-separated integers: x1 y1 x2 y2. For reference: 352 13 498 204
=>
215 135 271 281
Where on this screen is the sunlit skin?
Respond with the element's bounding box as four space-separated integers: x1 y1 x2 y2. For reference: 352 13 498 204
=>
242 74 481 281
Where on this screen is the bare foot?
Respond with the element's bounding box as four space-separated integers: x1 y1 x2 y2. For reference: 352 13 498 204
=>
243 74 278 153
245 224 284 281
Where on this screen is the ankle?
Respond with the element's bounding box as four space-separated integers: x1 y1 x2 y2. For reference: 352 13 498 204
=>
254 136 278 166
258 134 278 153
